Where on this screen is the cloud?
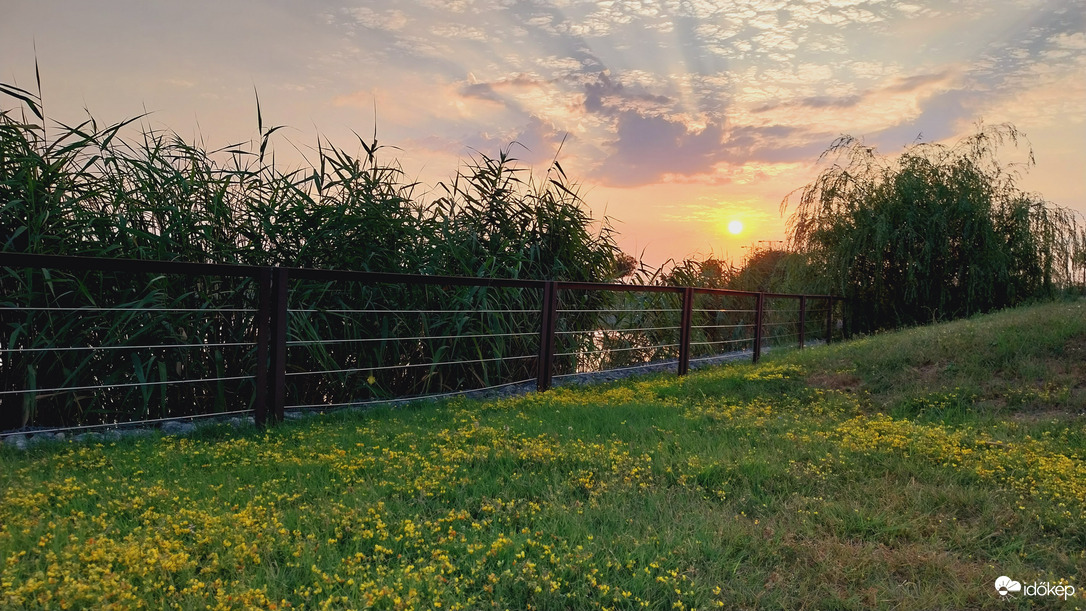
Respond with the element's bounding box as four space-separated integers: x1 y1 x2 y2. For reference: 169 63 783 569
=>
755 93 861 112
416 0 477 13
344 7 410 31
409 114 568 167
306 0 1086 210
458 83 505 104
428 23 488 41
883 71 954 93
581 72 673 118
592 112 726 187
752 70 953 111
1051 32 1086 50
867 89 981 148
746 69 959 142
718 125 826 164
457 74 549 105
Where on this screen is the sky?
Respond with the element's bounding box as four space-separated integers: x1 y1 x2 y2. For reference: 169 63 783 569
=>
2 0 1084 268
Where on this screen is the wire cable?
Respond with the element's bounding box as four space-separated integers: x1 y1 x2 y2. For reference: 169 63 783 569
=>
4 341 256 354
287 377 538 410
554 342 678 358
285 354 537 377
0 374 255 397
286 330 538 347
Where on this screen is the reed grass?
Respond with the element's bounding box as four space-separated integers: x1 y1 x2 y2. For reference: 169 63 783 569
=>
0 83 637 429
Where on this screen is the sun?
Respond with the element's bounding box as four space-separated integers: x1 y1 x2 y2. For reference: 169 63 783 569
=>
727 220 744 235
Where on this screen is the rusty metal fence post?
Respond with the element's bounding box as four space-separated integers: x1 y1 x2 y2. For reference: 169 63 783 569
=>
536 281 558 392
798 295 807 349
753 292 765 363
268 267 289 424
254 267 273 428
825 296 834 344
678 287 694 375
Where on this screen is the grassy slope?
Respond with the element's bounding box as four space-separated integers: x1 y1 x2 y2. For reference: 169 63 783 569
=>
1 300 1083 610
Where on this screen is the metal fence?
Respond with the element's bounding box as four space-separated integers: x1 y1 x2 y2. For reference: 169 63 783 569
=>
0 252 846 435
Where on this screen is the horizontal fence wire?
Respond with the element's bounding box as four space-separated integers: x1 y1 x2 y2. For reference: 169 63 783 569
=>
285 354 539 377
0 306 258 313
288 308 541 315
692 340 753 350
554 343 679 358
688 351 752 364
4 341 257 354
551 284 685 379
690 338 753 347
554 326 681 336
288 377 539 410
282 280 542 407
690 342 751 351
557 308 682 314
0 375 256 396
552 361 678 379
0 260 262 432
286 330 537 347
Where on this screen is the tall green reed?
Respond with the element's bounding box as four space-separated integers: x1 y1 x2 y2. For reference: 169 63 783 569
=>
0 83 630 429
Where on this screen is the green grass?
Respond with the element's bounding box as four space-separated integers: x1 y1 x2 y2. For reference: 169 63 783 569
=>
2 300 1084 610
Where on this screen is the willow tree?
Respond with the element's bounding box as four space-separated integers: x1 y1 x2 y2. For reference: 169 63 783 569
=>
783 124 1079 329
